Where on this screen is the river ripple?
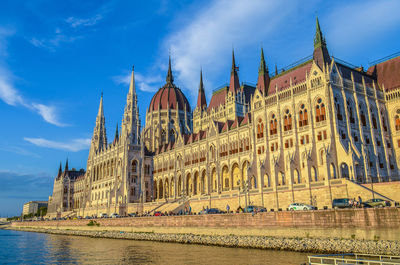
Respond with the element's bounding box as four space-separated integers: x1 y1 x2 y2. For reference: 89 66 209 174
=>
0 229 309 264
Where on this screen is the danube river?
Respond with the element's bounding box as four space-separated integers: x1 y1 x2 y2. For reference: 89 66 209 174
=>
0 229 309 264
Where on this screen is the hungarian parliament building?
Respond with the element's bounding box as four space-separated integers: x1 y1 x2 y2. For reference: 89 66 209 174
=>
47 18 400 217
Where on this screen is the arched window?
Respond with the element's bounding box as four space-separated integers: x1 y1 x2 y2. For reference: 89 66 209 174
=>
372 114 377 129
283 109 292 131
335 97 343 120
132 160 137 173
257 119 264 139
270 114 277 135
395 113 400 131
169 129 175 143
299 104 308 127
315 98 326 122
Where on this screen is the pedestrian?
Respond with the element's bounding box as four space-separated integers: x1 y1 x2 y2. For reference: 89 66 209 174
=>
226 204 230 213
358 196 362 207
189 206 192 214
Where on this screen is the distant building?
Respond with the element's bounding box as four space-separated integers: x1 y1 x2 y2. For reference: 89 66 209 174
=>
22 201 48 215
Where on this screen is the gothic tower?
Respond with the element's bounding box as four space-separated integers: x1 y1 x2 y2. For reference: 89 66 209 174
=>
121 66 141 145
89 94 107 157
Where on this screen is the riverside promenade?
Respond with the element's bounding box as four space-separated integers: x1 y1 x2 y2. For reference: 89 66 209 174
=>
9 208 400 255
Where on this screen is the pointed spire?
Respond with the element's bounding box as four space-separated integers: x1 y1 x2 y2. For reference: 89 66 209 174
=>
229 49 240 93
129 65 136 96
313 16 331 69
65 158 69 171
256 47 270 95
166 55 174 84
196 69 207 110
275 64 278 76
58 162 62 177
113 123 119 145
97 92 104 118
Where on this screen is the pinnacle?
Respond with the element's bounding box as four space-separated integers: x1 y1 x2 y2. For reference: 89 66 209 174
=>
166 55 174 84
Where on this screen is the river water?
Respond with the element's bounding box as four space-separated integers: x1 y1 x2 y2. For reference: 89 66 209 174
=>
0 229 309 264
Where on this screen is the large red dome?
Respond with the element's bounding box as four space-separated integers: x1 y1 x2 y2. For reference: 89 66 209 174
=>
149 82 191 112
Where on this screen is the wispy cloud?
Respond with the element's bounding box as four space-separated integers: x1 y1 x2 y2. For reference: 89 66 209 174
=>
161 0 300 97
29 34 81 51
66 14 103 28
0 145 41 158
0 27 66 126
113 72 162 92
24 137 91 152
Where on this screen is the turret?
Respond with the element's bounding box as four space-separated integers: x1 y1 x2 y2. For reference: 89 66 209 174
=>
122 66 141 145
313 17 331 69
256 47 270 95
57 162 62 178
229 50 240 93
113 123 119 145
65 158 69 171
90 93 107 154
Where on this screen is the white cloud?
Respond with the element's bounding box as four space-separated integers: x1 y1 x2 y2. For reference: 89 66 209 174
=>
0 26 66 126
29 35 81 52
113 72 162 92
31 103 66 127
163 0 299 96
24 137 91 152
327 0 400 50
66 14 103 28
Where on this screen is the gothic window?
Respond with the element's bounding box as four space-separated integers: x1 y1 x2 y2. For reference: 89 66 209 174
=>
315 98 326 122
395 114 400 131
132 160 137 173
372 114 377 129
161 130 166 144
169 129 175 143
360 111 366 126
283 109 292 131
257 119 264 139
347 100 355 123
270 114 277 135
299 104 308 127
335 97 343 120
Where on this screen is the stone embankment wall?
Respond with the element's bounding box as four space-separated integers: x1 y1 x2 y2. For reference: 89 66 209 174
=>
8 227 400 255
13 208 400 241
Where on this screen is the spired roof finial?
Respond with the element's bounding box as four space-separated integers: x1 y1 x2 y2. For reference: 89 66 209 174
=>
166 54 174 84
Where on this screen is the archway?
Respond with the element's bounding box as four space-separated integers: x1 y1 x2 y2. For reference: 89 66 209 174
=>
222 166 229 190
193 172 198 195
242 161 249 188
158 179 163 199
294 169 301 184
311 167 318 182
330 163 336 179
264 173 270 187
164 179 169 198
170 177 175 197
232 163 240 188
201 170 206 194
177 175 182 196
340 163 349 179
211 168 217 192
186 173 192 196
279 172 285 185
250 176 256 189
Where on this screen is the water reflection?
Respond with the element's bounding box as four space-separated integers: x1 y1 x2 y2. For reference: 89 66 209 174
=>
0 230 308 264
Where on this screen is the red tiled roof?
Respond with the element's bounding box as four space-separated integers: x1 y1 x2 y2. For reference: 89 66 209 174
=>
207 87 227 111
367 56 400 91
268 61 313 95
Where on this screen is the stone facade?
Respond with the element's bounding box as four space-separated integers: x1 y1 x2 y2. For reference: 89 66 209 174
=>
47 18 400 218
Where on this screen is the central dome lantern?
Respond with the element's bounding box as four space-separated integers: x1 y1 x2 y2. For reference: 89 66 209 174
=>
148 57 191 112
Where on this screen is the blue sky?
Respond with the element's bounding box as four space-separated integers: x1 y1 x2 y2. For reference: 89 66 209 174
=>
1 0 400 216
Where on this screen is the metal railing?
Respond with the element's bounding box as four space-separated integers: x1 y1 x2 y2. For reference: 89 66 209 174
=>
308 253 400 265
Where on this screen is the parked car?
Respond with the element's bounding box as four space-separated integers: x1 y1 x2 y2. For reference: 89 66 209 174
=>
99 213 108 218
110 213 119 218
199 208 223 214
77 216 83 219
154 211 163 216
84 216 91 219
288 203 316 211
128 213 137 217
332 198 352 209
244 205 267 213
364 198 391 207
